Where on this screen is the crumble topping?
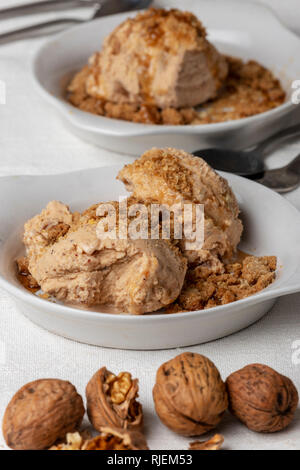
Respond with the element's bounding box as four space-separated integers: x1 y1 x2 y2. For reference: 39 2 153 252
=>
67 56 285 125
165 255 276 312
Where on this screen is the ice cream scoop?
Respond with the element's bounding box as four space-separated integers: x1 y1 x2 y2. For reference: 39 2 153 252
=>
23 200 187 314
118 148 243 272
86 8 228 109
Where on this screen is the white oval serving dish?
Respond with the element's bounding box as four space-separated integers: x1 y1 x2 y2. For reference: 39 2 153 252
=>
32 0 300 155
0 166 300 350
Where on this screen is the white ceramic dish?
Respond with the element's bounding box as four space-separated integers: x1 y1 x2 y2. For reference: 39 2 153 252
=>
32 0 300 155
0 166 300 350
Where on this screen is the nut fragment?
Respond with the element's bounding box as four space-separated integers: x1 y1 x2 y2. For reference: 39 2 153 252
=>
189 434 224 450
51 428 148 451
82 427 148 450
106 372 132 404
226 363 299 433
50 432 84 450
86 367 143 432
2 379 85 450
153 352 228 436
16 256 40 293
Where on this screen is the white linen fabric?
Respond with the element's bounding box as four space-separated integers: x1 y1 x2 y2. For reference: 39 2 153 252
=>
0 0 299 450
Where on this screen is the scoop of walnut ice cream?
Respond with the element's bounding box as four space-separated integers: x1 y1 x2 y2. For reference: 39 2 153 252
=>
84 8 228 109
23 200 187 314
118 148 243 275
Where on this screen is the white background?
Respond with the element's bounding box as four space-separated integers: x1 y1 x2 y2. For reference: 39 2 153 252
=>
0 0 300 450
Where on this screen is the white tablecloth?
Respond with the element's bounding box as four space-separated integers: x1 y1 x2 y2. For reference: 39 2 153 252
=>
0 0 300 450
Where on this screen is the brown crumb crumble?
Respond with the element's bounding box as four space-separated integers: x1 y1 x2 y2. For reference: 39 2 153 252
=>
67 56 285 125
16 257 40 293
165 255 276 313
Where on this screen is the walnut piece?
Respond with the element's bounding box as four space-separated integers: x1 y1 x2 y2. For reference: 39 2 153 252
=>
153 352 228 436
50 432 84 450
50 427 148 450
16 256 40 292
86 367 143 432
226 364 299 432
82 427 148 450
2 379 85 450
189 434 224 450
106 372 132 405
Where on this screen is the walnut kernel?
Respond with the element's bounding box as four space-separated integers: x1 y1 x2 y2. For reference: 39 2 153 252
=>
50 432 84 450
50 427 148 451
82 427 148 450
106 372 132 404
189 434 224 450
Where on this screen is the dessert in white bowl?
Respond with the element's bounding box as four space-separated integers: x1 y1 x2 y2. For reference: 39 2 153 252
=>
0 158 300 347
68 8 285 125
17 149 276 315
33 0 300 154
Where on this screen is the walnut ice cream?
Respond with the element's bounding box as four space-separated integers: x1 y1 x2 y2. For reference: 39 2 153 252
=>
67 8 285 125
85 8 228 109
18 149 276 314
118 148 243 274
22 200 187 314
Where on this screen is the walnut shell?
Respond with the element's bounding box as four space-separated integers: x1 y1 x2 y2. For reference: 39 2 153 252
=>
189 434 224 450
226 363 299 433
2 379 85 450
153 352 228 436
82 427 148 450
86 367 143 432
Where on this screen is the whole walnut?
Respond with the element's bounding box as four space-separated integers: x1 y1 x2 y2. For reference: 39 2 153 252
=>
86 367 143 432
153 352 228 436
2 379 85 450
226 363 299 432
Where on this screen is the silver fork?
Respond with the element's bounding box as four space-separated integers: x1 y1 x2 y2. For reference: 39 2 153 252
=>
0 0 152 44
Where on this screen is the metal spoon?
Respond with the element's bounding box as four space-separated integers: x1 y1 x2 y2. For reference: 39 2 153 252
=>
0 0 152 44
255 153 300 193
193 123 300 177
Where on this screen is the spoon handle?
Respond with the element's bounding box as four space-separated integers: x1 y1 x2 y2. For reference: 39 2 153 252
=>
0 18 83 45
287 153 300 174
255 123 300 156
255 153 300 194
0 0 97 19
